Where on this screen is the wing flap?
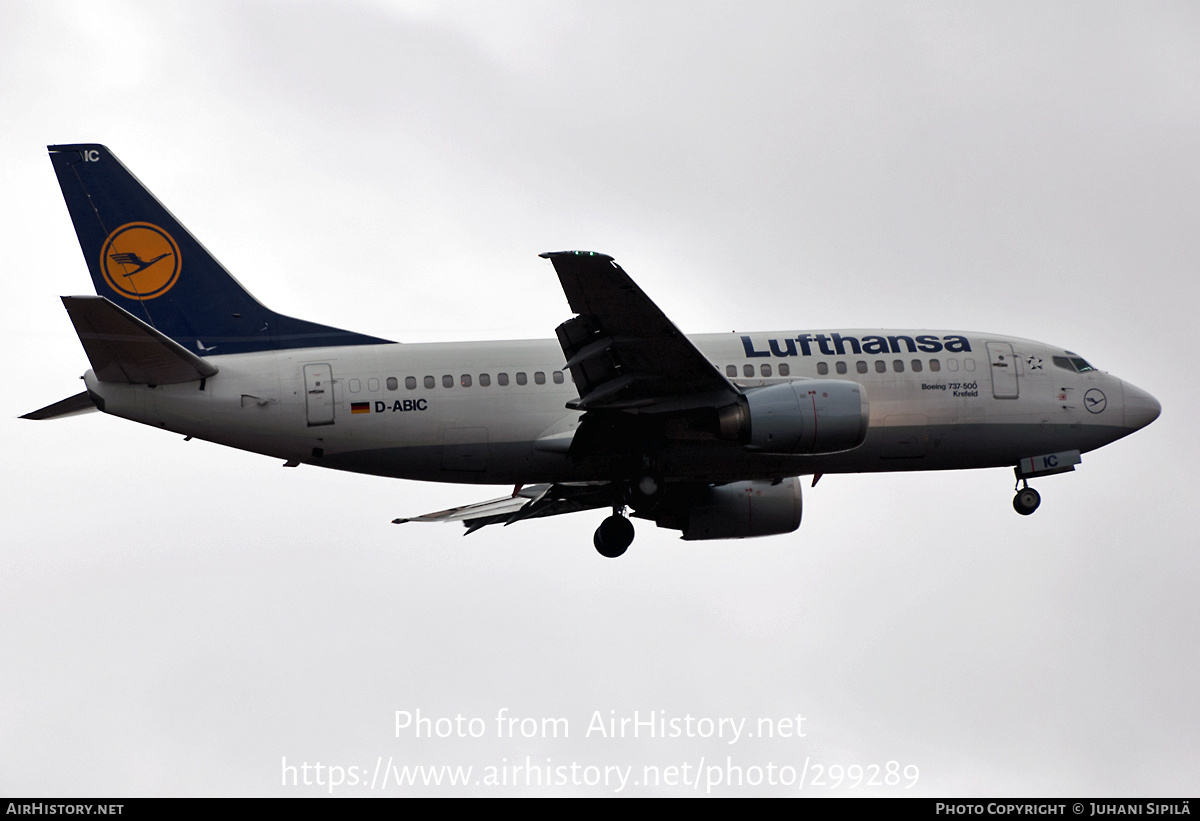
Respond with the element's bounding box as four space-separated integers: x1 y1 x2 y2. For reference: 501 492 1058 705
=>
393 486 549 525
393 483 615 534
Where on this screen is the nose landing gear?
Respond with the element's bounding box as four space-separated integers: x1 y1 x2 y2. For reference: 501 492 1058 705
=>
1013 481 1041 516
1011 450 1081 516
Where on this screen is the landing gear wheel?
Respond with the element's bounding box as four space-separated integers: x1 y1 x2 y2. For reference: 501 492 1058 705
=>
594 514 635 558
1013 487 1041 516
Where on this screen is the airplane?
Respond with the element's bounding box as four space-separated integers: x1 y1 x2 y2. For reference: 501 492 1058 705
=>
24 144 1161 558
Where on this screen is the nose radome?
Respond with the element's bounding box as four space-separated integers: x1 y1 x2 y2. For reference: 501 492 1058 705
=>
1123 381 1161 431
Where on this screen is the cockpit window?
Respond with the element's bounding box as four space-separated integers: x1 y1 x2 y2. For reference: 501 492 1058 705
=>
1053 355 1096 373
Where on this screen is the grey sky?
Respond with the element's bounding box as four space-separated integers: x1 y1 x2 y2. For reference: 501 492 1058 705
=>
1 0 1196 795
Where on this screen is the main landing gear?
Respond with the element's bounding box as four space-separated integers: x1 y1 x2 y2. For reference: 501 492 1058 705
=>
1012 481 1041 516
594 511 635 558
593 473 663 558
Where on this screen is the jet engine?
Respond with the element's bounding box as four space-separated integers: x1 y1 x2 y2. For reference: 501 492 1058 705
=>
651 478 804 541
718 380 868 454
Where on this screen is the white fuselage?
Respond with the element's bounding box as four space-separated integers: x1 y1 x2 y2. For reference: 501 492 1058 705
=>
83 329 1156 486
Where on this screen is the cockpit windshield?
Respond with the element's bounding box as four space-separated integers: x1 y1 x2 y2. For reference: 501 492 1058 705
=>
1053 354 1095 373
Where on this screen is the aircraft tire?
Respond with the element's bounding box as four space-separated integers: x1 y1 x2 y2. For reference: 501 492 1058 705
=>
1013 487 1041 516
594 515 635 558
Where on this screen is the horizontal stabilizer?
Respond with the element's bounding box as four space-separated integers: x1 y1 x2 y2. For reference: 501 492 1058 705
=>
62 295 219 385
21 391 97 420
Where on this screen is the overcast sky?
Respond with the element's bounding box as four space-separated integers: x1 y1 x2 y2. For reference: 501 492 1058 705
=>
1 0 1196 796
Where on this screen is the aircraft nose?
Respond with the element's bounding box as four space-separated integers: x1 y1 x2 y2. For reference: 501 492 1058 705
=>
1123 381 1161 431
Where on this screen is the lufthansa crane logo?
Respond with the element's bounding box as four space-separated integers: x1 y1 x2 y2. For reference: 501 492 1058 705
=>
99 222 181 300
1084 388 1107 414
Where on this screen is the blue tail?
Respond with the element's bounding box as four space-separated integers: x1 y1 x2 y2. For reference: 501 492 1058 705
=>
48 144 392 355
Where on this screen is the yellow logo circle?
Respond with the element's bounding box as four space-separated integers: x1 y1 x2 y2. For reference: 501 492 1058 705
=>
99 222 181 300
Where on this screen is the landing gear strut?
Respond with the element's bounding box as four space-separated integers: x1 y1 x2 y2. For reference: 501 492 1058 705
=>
594 511 635 558
1012 481 1041 516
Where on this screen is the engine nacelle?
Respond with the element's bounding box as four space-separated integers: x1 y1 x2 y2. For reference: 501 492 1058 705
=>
646 479 803 541
719 380 869 454
675 478 803 541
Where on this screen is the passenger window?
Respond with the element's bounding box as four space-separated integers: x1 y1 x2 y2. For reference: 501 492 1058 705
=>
875 361 886 374
516 372 527 386
534 371 545 385
779 363 790 376
498 373 509 386
947 358 959 372
552 371 564 384
964 358 976 372
479 373 491 387
929 359 940 372
368 378 380 392
760 364 772 377
911 360 923 372
424 375 435 389
836 361 847 375
857 361 868 374
386 377 398 391
726 365 737 377
743 364 754 377
893 360 904 373
442 375 453 388
405 376 416 390
461 374 472 387
349 378 361 393
816 362 828 375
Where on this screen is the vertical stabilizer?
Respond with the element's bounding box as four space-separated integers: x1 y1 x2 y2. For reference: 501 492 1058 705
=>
48 144 392 355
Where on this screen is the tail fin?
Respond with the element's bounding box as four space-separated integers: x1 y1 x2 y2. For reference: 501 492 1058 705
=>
48 144 392 355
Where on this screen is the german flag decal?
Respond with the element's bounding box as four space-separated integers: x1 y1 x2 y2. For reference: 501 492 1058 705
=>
351 402 371 414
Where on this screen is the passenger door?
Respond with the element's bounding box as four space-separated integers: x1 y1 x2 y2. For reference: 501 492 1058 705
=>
303 363 335 426
986 342 1019 399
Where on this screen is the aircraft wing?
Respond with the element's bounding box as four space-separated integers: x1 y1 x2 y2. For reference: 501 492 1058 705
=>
394 483 615 535
541 251 739 412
